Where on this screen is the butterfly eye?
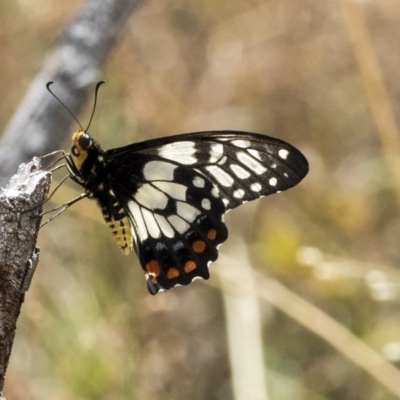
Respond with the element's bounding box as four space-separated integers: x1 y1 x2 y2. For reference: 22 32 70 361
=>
79 133 91 149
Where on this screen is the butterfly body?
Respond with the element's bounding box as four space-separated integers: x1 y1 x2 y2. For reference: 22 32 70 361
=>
66 130 308 294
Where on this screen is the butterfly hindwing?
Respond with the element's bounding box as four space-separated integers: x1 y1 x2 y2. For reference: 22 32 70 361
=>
107 155 228 293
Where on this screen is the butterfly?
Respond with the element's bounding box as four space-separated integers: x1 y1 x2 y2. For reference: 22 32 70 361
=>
60 129 308 295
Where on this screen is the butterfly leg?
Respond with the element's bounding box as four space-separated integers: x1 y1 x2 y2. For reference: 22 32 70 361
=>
40 192 88 227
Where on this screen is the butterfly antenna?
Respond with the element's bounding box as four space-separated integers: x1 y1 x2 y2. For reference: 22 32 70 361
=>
85 81 105 132
46 82 84 131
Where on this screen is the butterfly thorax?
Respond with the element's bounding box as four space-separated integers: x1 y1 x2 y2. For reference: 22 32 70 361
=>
70 130 107 195
69 130 134 255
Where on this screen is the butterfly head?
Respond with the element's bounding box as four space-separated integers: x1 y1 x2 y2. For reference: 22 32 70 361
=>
71 130 95 170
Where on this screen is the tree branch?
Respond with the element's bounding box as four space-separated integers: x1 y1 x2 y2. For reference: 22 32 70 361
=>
0 159 51 393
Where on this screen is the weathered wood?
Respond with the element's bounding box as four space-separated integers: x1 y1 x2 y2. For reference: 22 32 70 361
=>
0 159 51 393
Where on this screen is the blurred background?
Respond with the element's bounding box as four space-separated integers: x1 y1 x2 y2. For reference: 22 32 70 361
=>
2 0 400 399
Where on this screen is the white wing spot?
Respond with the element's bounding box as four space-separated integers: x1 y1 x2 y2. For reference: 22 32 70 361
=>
269 177 278 186
153 181 187 201
232 139 251 148
143 161 176 181
278 149 289 160
135 183 169 210
128 201 148 240
237 152 267 175
176 201 201 222
201 198 211 210
233 189 245 199
230 164 250 179
205 165 234 187
154 214 174 238
158 141 197 165
209 143 224 163
250 182 262 192
142 208 161 238
248 149 262 160
167 215 190 234
217 156 227 166
193 176 205 188
222 198 230 207
211 187 219 198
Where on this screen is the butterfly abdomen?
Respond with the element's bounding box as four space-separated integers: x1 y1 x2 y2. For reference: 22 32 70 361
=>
97 190 134 255
86 163 135 255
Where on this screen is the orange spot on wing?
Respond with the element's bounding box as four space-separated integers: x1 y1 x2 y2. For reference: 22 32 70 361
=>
184 261 196 273
167 267 180 279
207 229 217 240
193 240 206 253
145 260 161 276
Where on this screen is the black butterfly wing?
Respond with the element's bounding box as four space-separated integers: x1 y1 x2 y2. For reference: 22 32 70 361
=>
105 131 307 294
107 131 309 210
105 153 228 294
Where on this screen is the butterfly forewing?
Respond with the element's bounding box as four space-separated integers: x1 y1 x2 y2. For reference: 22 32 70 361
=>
106 131 309 210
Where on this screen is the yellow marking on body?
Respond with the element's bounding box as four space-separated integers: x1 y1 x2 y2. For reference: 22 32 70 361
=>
167 267 180 279
106 214 133 255
192 240 206 253
71 130 90 170
184 261 196 273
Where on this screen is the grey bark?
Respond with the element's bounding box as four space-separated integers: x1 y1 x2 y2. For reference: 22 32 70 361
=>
0 158 51 392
